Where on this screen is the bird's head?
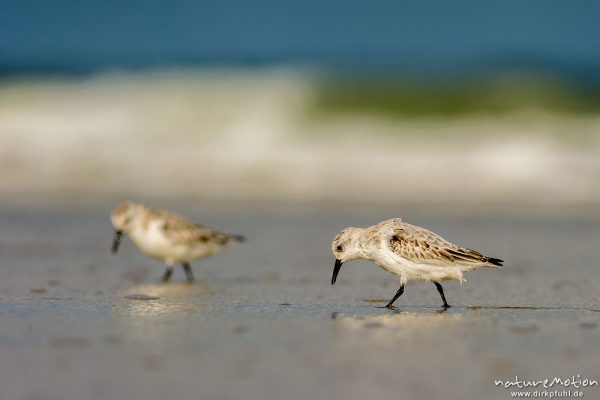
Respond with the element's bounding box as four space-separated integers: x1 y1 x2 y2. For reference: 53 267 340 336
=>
110 201 138 253
330 227 365 285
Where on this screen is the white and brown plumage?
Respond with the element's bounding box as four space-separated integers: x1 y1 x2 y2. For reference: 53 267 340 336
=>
110 202 244 283
331 218 503 309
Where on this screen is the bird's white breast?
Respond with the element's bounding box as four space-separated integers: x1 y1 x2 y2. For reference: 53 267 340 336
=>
128 220 174 261
368 245 464 284
128 219 220 265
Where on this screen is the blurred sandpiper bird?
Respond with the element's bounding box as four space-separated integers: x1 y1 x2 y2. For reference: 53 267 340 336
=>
111 202 244 283
331 218 503 309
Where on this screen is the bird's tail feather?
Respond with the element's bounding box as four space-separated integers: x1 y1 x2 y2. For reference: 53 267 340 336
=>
448 249 503 268
483 257 504 268
229 234 246 243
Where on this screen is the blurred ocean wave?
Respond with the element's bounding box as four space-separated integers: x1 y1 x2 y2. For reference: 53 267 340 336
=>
314 73 600 118
1 69 599 206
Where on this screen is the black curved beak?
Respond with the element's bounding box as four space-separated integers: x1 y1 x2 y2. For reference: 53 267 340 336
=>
111 230 123 254
331 259 343 285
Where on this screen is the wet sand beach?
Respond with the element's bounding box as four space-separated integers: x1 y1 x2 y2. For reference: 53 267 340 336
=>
0 203 598 400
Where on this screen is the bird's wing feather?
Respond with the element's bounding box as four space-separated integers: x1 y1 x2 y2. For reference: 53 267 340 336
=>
385 220 497 266
143 207 231 246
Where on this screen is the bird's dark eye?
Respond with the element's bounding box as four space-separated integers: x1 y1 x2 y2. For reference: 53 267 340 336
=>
336 245 343 252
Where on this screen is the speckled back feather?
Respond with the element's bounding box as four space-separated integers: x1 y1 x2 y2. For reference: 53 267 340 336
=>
140 205 244 246
383 219 503 267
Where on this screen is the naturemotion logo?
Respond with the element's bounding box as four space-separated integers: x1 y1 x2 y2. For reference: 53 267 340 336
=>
495 375 598 398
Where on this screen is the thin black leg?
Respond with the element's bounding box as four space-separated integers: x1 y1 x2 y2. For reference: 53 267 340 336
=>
384 285 405 309
433 281 450 308
182 262 194 283
161 267 173 283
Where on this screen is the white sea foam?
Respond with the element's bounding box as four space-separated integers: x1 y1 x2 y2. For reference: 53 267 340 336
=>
1 69 599 205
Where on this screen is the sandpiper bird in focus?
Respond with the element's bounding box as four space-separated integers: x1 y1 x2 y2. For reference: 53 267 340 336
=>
111 202 244 283
331 218 503 309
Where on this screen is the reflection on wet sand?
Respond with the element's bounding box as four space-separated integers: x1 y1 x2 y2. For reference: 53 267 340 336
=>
116 283 211 314
334 312 493 344
123 283 210 299
113 283 213 341
116 298 190 318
